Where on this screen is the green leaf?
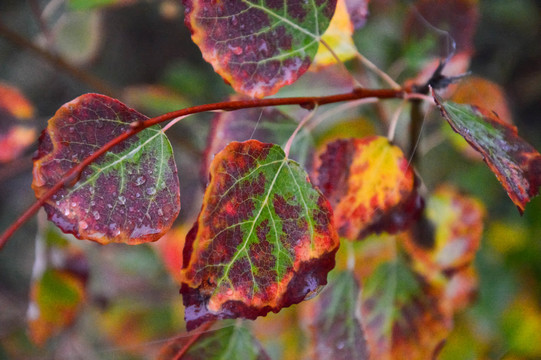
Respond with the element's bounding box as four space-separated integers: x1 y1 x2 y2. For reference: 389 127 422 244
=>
434 94 541 213
183 0 337 97
180 140 339 330
32 94 180 245
158 322 271 360
305 271 369 360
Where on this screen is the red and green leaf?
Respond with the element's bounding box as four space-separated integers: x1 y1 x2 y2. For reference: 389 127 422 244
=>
401 186 484 281
32 93 180 245
0 83 37 163
360 259 451 359
434 95 541 213
158 322 271 360
183 0 337 97
203 101 312 184
180 140 339 330
303 271 369 360
315 136 422 240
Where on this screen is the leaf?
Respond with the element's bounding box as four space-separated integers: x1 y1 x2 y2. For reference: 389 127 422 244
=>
158 322 271 360
311 0 358 69
360 259 452 359
28 269 86 346
434 95 541 213
32 94 180 245
401 186 485 280
0 83 37 163
303 271 369 360
27 229 89 346
314 136 422 240
183 0 337 97
202 101 313 185
180 140 339 330
51 10 102 65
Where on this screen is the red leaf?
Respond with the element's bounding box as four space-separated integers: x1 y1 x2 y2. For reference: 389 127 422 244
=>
0 83 37 163
32 94 180 244
180 140 339 330
315 136 423 240
183 0 337 97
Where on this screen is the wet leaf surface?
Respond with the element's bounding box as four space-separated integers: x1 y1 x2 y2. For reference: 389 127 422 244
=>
315 136 422 240
0 83 37 163
434 95 541 212
180 140 339 330
183 0 337 97
304 271 369 360
32 94 180 245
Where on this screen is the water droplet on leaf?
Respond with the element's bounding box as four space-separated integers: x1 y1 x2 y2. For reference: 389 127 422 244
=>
135 176 146 186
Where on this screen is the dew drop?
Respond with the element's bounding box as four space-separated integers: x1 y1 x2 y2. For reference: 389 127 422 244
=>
67 116 75 123
55 201 60 206
68 127 75 134
96 120 104 129
129 206 135 212
118 195 126 205
89 187 95 195
157 208 164 217
146 187 156 196
92 211 100 220
107 203 113 209
228 44 243 55
71 202 77 207
79 220 88 230
231 15 238 26
136 192 141 198
135 176 146 186
90 200 96 207
63 208 70 216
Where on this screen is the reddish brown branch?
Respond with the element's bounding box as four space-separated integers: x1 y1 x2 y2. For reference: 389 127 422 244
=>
173 321 215 360
0 87 406 250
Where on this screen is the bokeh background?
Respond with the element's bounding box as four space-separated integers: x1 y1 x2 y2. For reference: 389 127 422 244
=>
1 0 541 358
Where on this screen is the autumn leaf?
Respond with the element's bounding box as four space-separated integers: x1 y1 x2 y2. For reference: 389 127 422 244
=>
203 101 313 185
183 0 337 97
303 271 369 360
0 83 37 163
401 186 485 281
27 227 89 346
180 140 339 330
360 259 452 359
32 94 180 245
311 0 358 69
158 322 271 360
315 136 422 240
434 94 541 213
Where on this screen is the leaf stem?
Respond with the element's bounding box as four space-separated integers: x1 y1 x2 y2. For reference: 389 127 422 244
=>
284 104 318 158
0 87 406 250
355 52 401 90
172 321 215 360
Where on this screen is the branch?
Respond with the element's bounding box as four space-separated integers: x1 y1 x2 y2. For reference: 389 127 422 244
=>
0 20 119 98
0 87 406 250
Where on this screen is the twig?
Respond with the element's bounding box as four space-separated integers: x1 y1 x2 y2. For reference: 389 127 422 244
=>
355 52 401 90
0 87 406 250
284 105 318 157
173 321 215 360
0 20 118 98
